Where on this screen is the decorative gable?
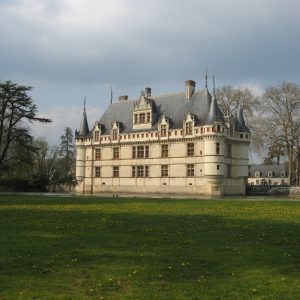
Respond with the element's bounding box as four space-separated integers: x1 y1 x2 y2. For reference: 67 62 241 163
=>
93 122 104 142
110 121 122 141
183 112 194 136
133 90 153 130
159 115 169 138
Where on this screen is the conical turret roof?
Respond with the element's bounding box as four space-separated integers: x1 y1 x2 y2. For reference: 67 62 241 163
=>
78 105 89 135
235 105 250 132
205 94 224 125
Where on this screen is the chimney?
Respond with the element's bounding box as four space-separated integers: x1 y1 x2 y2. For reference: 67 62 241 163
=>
118 95 128 101
185 80 196 100
145 87 152 97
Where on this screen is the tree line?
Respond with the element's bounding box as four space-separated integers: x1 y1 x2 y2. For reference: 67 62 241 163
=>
0 81 75 191
0 79 299 191
216 82 300 185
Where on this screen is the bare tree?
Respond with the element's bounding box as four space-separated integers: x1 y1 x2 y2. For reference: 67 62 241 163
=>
33 137 60 185
216 85 262 152
262 82 300 185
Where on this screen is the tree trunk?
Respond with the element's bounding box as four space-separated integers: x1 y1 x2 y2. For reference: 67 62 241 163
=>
297 147 300 186
288 149 294 185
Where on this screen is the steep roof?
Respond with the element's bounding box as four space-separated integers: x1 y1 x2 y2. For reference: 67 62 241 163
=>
78 106 89 135
98 89 225 134
235 106 250 132
205 95 224 125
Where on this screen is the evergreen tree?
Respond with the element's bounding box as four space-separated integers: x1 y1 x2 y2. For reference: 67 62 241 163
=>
0 80 51 174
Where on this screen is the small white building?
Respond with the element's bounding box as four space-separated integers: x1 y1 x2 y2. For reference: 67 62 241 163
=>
75 79 250 196
248 164 288 186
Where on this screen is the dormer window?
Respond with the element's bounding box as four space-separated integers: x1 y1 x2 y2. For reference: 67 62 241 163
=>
183 112 194 136
161 125 167 137
132 91 153 130
111 121 120 141
255 171 261 178
112 129 118 140
94 131 99 141
159 115 169 138
139 113 146 123
185 122 192 135
281 171 286 177
268 171 273 178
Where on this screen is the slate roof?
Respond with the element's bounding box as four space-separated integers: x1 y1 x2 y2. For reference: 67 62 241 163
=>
77 107 89 136
205 95 224 125
235 106 250 132
98 89 225 135
249 164 288 178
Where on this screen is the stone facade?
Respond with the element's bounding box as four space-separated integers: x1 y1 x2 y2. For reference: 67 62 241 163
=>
248 164 288 186
75 80 250 196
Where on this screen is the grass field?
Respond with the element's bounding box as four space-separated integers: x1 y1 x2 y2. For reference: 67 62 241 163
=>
1 195 300 299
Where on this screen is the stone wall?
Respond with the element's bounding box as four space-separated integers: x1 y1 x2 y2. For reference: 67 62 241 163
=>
246 185 290 196
289 186 300 198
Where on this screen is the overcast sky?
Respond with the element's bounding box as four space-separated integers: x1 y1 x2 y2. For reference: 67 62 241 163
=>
1 0 300 145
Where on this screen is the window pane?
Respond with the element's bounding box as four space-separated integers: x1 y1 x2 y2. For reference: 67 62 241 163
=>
95 149 101 160
162 144 168 158
113 166 119 177
187 143 194 156
95 167 101 177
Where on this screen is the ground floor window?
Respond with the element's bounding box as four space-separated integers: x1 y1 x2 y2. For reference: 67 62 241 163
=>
161 165 168 177
132 165 149 177
113 166 119 177
187 164 194 177
95 166 101 177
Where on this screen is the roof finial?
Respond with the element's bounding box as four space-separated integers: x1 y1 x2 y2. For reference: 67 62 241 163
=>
213 76 216 96
84 96 86 110
205 69 208 89
110 87 113 105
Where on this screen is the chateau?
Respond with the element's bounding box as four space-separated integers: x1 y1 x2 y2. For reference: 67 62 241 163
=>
75 79 250 196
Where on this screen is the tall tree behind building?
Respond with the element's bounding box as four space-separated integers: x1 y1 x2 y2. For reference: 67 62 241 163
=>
262 82 300 185
33 137 60 188
59 127 75 179
216 85 261 151
0 81 51 175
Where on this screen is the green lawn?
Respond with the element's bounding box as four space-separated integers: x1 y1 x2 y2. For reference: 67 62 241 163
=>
1 195 300 299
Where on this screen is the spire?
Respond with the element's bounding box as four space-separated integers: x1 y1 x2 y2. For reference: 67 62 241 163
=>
110 87 113 105
79 97 89 135
205 80 224 125
205 94 219 125
236 105 250 132
205 69 208 89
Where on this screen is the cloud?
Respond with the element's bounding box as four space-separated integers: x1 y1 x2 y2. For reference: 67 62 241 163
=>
2 0 300 86
1 0 300 145
30 105 102 145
